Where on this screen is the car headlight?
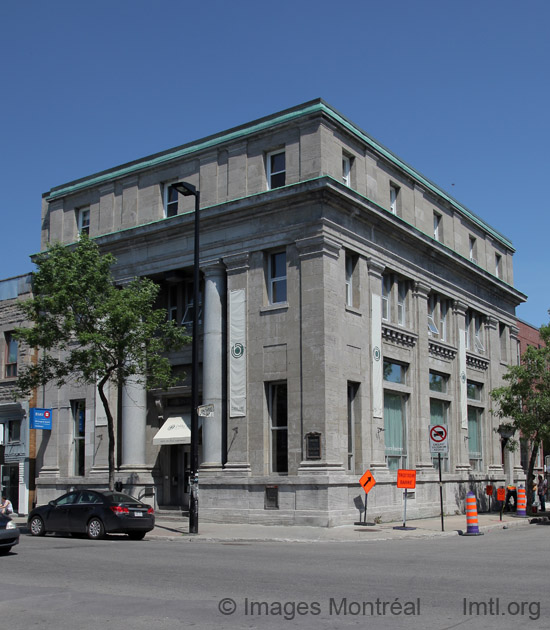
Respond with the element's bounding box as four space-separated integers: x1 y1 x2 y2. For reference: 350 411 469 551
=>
6 521 16 530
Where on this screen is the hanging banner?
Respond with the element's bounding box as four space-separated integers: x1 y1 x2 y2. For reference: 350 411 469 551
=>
459 329 468 429
229 289 247 417
371 293 383 419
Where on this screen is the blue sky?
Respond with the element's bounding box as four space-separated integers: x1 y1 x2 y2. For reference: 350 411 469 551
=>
1 0 548 326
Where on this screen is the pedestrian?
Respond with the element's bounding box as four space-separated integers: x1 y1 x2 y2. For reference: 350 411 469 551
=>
537 475 547 512
0 496 13 515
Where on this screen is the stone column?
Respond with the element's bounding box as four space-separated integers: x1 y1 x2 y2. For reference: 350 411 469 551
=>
453 301 471 473
120 375 147 469
200 260 226 472
413 282 434 470
366 257 388 471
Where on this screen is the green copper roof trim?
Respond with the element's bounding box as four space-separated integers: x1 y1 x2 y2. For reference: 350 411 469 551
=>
318 102 513 250
45 102 323 202
45 99 512 250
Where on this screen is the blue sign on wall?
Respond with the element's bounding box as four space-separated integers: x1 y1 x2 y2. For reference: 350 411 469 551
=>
30 408 53 430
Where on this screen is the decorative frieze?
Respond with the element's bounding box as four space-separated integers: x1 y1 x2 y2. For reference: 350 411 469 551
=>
466 353 490 371
429 340 457 361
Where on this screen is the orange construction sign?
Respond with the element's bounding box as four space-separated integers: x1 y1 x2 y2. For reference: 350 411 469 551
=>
496 487 506 502
397 469 417 489
359 469 376 494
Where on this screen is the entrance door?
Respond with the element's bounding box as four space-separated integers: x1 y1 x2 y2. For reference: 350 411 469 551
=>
1 464 19 513
162 445 189 508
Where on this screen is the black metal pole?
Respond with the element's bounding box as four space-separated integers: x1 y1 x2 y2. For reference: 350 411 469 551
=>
439 453 444 532
189 190 200 535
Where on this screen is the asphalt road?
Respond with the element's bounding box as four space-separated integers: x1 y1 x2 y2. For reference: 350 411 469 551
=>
0 525 547 630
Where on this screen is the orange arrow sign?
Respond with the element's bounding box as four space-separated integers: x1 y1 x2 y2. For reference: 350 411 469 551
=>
359 469 376 494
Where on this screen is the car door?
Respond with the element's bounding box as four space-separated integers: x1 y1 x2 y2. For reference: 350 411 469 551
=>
46 491 79 532
68 491 103 533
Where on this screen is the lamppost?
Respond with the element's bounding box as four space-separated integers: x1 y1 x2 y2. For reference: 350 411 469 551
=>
171 181 200 534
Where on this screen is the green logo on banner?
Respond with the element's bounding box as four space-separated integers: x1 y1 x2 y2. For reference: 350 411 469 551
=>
231 343 244 359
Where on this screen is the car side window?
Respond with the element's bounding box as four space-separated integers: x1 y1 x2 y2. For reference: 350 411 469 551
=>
77 492 101 504
55 492 79 506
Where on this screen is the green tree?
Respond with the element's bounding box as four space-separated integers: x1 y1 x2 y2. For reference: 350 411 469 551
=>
491 324 550 508
16 235 190 490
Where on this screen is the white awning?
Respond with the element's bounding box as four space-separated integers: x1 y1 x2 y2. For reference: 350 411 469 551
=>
153 415 191 445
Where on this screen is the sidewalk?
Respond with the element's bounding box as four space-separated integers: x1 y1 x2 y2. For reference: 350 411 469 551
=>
12 511 540 543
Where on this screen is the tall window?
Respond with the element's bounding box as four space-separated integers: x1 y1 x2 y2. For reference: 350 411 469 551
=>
467 380 483 471
345 252 359 308
390 184 399 214
268 382 288 473
72 400 86 476
268 251 287 304
381 273 409 326
4 332 18 378
347 383 360 471
77 207 90 236
342 155 351 187
181 281 203 331
384 392 407 470
499 323 507 362
427 293 449 342
465 309 485 353
495 254 502 279
7 420 21 443
267 150 286 189
164 184 179 218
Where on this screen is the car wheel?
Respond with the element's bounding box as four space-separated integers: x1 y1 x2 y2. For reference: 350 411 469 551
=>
87 517 105 540
29 515 46 536
127 531 146 540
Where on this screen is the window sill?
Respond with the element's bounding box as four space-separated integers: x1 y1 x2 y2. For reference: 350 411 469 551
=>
345 305 362 316
260 302 289 314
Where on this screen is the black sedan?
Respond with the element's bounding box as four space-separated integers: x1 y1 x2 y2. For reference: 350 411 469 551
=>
28 489 155 540
0 514 20 554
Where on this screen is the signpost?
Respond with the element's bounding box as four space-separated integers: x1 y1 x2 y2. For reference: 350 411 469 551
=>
429 424 448 532
394 469 417 530
357 469 376 526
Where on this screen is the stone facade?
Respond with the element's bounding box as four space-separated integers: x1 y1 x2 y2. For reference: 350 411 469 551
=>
35 99 526 525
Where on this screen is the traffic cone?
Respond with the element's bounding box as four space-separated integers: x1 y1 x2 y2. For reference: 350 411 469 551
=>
516 485 527 517
461 491 483 536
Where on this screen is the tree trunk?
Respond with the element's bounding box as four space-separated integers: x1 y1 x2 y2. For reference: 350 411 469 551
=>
98 376 116 491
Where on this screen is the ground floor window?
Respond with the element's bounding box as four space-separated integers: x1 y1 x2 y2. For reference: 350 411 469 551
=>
71 400 86 476
467 406 482 471
268 382 288 473
384 391 407 470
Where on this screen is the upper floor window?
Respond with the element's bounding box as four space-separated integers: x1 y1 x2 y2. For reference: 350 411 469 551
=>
345 251 359 308
390 184 399 214
267 150 286 190
383 359 407 385
77 207 90 236
4 332 18 378
342 155 351 187
465 309 485 353
382 273 409 327
429 371 449 394
268 251 287 304
7 420 21 443
433 212 442 241
164 184 180 218
469 236 477 264
495 254 502 279
428 293 449 342
467 380 483 401
165 280 202 331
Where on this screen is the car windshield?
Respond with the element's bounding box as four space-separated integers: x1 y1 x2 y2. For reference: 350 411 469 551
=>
104 492 141 505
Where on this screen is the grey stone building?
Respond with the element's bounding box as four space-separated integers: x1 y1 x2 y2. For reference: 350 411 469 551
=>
35 99 525 525
0 274 36 514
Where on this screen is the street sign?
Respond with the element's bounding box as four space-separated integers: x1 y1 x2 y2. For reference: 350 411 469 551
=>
496 487 506 502
429 424 448 454
197 404 215 418
30 408 53 430
359 469 376 494
397 469 417 489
